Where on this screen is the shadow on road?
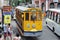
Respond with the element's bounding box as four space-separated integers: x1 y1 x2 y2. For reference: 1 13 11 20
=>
21 37 39 40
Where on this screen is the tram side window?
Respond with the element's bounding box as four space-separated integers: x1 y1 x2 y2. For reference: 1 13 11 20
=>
53 13 54 20
47 12 49 18
49 12 51 19
50 12 52 19
25 13 29 20
56 14 58 22
48 13 49 18
59 14 60 24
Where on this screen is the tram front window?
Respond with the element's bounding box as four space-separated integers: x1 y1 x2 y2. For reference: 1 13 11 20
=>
31 9 37 21
37 13 42 21
25 13 29 20
31 13 36 21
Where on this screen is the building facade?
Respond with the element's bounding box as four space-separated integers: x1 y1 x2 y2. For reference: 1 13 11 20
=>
48 0 60 9
32 0 46 12
0 0 9 8
32 0 60 12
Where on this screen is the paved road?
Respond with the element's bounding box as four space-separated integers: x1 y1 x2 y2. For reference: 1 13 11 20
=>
37 19 60 40
11 18 60 40
11 20 19 35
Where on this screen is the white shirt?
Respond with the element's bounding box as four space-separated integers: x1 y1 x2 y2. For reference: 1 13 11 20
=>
13 36 21 40
3 24 8 32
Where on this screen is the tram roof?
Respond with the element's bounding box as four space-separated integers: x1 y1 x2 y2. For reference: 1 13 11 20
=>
48 9 60 13
16 6 28 11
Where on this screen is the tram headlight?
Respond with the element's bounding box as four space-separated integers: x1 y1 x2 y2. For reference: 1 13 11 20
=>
32 24 36 28
27 24 30 28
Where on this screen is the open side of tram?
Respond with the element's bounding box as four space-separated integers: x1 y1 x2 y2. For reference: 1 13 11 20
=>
15 6 43 37
46 9 60 36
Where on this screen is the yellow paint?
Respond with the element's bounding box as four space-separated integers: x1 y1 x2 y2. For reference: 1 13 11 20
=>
4 15 11 24
23 8 43 32
16 8 43 32
23 21 42 31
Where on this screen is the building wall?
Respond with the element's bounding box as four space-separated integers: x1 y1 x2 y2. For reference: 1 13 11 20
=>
32 0 60 12
48 0 60 9
32 0 46 12
46 0 60 11
4 0 9 6
32 0 35 4
59 0 60 2
44 0 60 12
0 0 4 8
0 0 9 8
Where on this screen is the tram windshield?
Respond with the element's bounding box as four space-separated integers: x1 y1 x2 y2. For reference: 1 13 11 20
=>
31 13 36 21
25 13 29 20
31 9 36 21
37 13 42 21
31 9 42 21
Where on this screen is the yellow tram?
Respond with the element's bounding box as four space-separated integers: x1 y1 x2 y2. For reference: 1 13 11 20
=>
15 6 43 37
